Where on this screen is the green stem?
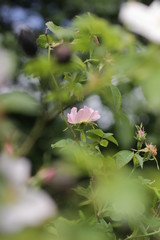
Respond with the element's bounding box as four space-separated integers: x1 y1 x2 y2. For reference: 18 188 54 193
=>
90 175 100 221
48 46 51 61
125 228 160 240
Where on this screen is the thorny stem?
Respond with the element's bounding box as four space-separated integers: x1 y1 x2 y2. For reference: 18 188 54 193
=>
45 27 51 47
125 228 160 239
45 27 51 60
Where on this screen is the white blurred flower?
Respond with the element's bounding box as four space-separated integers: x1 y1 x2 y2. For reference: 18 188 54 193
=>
0 188 56 233
0 153 31 187
0 154 57 233
119 1 160 43
0 48 16 87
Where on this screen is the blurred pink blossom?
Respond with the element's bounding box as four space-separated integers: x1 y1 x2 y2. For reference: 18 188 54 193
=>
37 167 56 183
3 143 13 155
67 106 101 124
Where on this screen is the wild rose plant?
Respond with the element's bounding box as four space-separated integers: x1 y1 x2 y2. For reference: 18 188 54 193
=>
1 7 160 240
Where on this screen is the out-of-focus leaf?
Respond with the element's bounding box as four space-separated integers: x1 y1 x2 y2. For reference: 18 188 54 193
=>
110 85 122 110
24 56 52 78
114 150 134 168
72 13 134 52
74 185 90 199
94 219 116 240
46 22 74 40
0 91 41 115
114 111 134 148
51 139 74 149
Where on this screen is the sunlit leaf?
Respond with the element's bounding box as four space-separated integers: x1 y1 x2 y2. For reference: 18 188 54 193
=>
46 21 74 40
100 139 108 147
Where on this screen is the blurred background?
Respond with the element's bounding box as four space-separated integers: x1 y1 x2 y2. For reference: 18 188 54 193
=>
1 0 160 239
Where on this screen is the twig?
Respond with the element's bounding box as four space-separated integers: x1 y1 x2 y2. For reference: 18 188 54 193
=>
45 27 51 46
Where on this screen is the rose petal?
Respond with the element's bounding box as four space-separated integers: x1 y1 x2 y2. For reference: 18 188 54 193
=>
67 106 100 124
89 110 101 121
67 107 77 124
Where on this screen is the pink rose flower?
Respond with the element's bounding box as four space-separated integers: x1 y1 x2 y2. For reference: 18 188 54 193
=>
67 106 101 124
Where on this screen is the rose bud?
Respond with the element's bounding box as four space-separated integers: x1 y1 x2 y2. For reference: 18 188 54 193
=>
17 25 38 57
54 43 72 63
37 167 56 184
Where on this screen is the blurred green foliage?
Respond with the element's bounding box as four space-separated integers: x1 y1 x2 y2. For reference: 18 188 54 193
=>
1 1 160 240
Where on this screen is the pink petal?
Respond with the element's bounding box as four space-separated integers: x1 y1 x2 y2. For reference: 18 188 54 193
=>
75 109 85 123
83 106 94 121
89 110 101 121
67 106 100 124
67 107 77 124
67 114 74 124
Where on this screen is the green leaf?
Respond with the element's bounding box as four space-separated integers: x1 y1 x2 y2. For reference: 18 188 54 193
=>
87 133 100 141
103 133 118 146
73 185 90 199
46 21 74 40
100 139 108 147
110 85 122 110
0 91 41 115
133 153 143 169
37 34 54 48
95 219 116 240
24 56 52 78
51 139 74 149
114 111 134 148
87 129 105 138
87 129 118 146
114 150 134 168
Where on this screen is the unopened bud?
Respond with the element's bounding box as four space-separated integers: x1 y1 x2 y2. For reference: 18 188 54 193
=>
3 143 13 155
54 43 72 63
137 129 146 141
37 167 56 183
17 25 38 57
145 143 157 157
